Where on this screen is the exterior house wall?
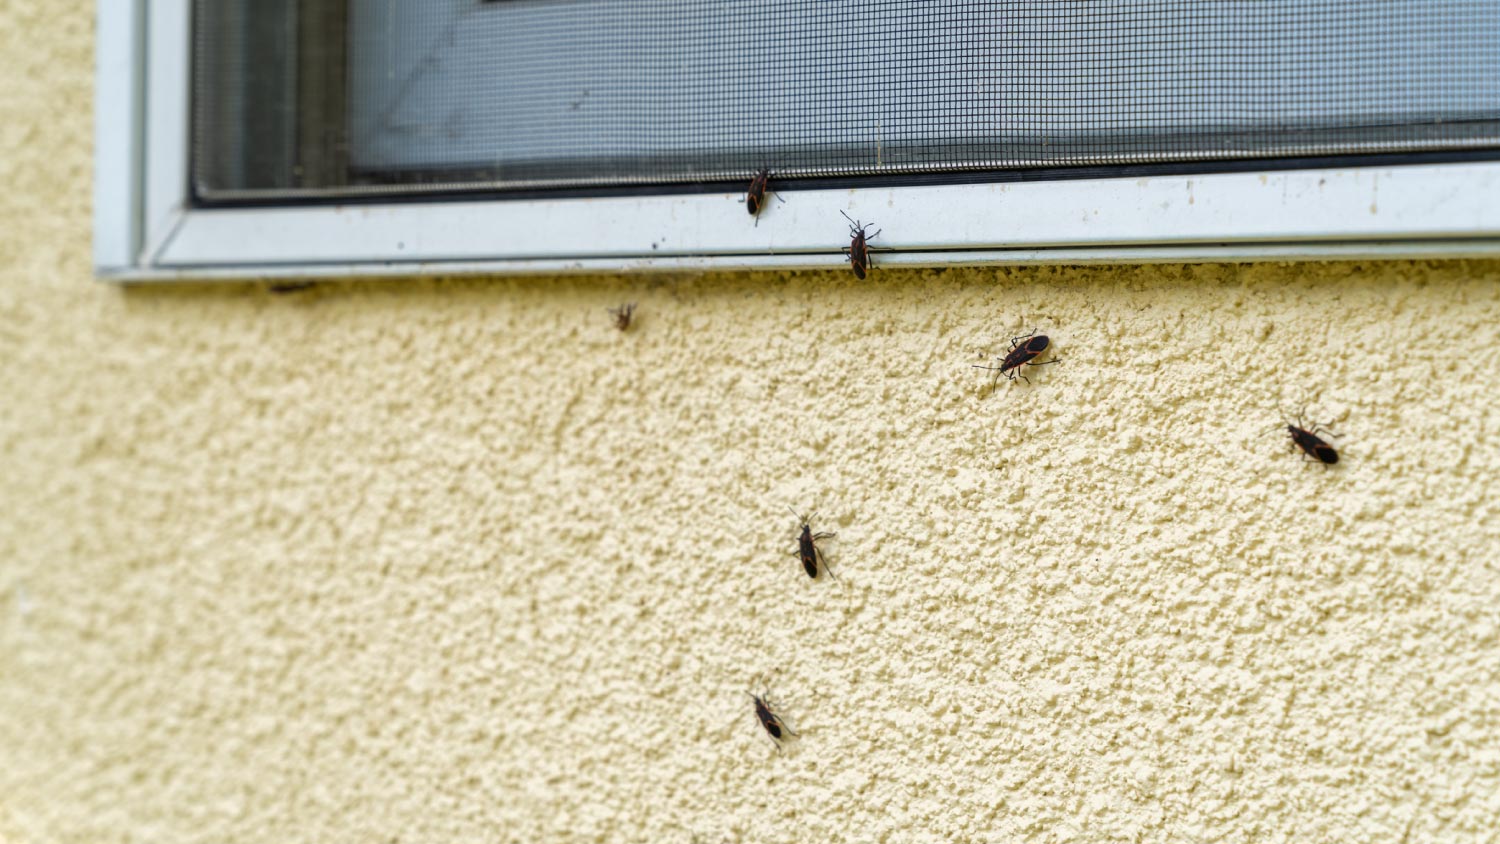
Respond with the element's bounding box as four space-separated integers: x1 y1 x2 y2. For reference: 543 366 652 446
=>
2 6 1498 843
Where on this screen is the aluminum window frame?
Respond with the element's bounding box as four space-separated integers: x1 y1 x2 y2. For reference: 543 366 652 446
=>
95 0 1500 282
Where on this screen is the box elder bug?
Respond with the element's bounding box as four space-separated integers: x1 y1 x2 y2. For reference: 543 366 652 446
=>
606 302 636 331
788 507 836 579
747 690 797 751
744 168 783 226
973 329 1060 386
840 211 880 279
1279 412 1340 465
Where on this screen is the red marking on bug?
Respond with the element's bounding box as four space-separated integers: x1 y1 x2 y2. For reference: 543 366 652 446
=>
1281 411 1340 465
973 328 1061 386
744 168 784 227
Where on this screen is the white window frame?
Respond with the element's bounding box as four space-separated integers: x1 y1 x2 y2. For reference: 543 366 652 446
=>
95 0 1500 281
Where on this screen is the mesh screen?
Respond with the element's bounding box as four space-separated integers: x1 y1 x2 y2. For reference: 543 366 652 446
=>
194 0 1500 200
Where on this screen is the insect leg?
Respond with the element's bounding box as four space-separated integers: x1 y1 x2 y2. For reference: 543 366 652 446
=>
972 362 1002 389
815 545 837 580
810 528 837 579
1010 328 1037 348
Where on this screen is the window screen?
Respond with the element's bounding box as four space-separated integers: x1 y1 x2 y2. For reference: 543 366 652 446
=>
192 0 1500 201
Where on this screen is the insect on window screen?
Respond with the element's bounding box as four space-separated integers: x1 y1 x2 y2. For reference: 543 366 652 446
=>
192 0 1500 201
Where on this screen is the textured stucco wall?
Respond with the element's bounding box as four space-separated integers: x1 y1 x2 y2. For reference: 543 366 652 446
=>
4 6 1500 844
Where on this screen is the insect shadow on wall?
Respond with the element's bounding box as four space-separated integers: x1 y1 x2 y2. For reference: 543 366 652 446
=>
267 281 316 294
607 302 636 331
1271 409 1341 466
973 328 1061 388
787 507 836 580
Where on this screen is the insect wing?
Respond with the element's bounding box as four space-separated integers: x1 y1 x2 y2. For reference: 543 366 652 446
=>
1000 343 1038 373
762 713 783 739
747 170 770 216
849 234 868 279
751 694 786 742
799 534 820 578
1288 426 1339 464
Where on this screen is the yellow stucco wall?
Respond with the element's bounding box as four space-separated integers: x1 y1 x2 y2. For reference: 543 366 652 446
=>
4 6 1500 844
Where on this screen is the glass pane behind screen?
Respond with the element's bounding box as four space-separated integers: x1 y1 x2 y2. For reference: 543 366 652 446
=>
193 0 1500 200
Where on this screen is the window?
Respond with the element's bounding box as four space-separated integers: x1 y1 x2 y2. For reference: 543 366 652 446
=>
95 1 1500 279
